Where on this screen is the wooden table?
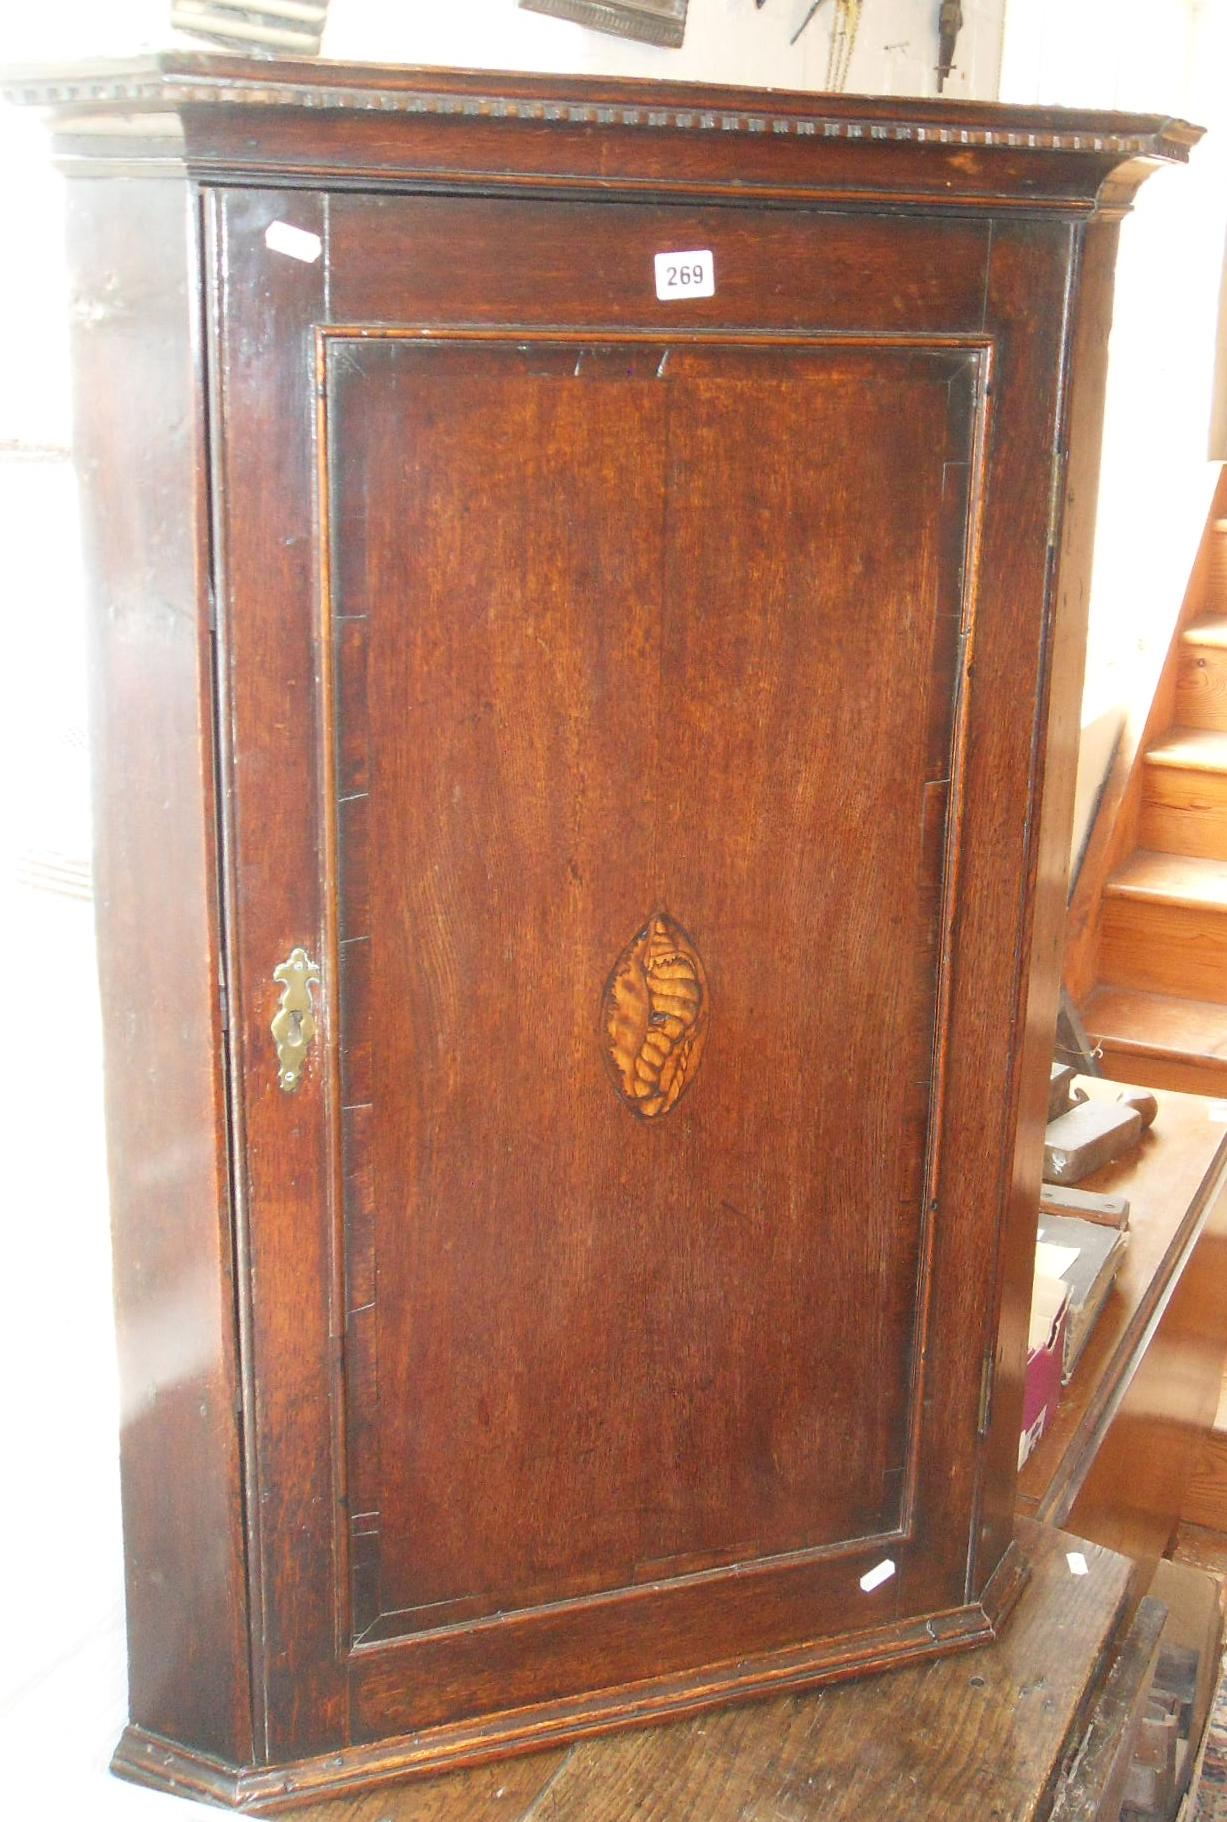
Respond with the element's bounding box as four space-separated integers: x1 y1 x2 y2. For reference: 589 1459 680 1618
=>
283 1521 1152 1822
1019 1080 1227 1578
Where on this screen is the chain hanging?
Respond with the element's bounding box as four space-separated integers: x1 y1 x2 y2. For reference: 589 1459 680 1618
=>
825 0 862 92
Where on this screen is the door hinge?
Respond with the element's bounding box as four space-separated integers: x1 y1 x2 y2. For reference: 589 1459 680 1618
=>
1046 450 1068 552
977 1351 995 1438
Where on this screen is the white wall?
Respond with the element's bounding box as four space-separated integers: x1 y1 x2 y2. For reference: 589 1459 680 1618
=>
1000 0 1227 866
323 0 1005 99
4 0 1007 94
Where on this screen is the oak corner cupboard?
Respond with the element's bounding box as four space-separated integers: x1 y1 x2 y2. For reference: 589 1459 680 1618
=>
8 54 1196 1811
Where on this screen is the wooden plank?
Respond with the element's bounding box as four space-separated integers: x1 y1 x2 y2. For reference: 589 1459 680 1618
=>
1084 986 1227 1069
1097 1046 1227 1099
1100 895 1227 998
327 193 992 337
8 53 1201 226
208 184 345 1761
1047 1596 1168 1822
1106 849 1227 907
1138 804 1227 863
281 1521 1126 1822
68 174 253 1766
1176 621 1227 732
1144 732 1227 852
273 1751 571 1822
1142 732 1227 859
962 210 1094 1597
1146 729 1227 772
331 335 961 1640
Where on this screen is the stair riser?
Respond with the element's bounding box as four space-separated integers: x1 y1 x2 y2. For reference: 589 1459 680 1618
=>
1101 895 1227 998
1212 520 1227 612
1176 645 1227 731
1141 765 1227 860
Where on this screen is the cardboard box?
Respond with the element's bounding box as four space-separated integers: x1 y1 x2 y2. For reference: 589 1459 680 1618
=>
1020 1265 1070 1468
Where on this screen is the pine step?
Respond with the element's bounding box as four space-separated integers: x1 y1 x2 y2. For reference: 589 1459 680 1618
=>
1141 729 1227 860
1176 618 1227 731
1083 984 1227 1098
1101 851 1227 1003
1105 849 1227 908
1146 728 1227 770
1183 618 1227 648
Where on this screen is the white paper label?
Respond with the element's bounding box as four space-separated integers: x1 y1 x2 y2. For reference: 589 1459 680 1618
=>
859 1558 896 1593
1066 1551 1089 1576
264 220 323 264
654 249 715 300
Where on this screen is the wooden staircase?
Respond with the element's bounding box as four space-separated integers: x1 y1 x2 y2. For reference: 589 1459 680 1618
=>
1081 509 1227 1096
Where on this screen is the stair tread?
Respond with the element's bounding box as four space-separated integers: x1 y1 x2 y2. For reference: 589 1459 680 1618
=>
1145 727 1227 770
1183 616 1227 649
1085 985 1227 1065
1105 849 1227 909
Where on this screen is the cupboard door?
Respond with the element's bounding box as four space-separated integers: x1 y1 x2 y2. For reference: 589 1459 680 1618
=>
322 332 978 1668
214 186 1072 1756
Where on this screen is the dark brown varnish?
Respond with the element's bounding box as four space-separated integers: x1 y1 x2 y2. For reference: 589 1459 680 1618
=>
331 337 966 1647
9 52 1198 1810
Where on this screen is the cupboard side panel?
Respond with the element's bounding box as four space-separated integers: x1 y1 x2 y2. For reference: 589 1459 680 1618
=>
901 217 1077 1613
976 219 1121 1583
68 175 252 1765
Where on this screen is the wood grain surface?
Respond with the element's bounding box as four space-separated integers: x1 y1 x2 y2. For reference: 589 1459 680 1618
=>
209 184 346 1760
254 1521 1134 1822
8 54 1198 219
68 175 252 1766
23 56 1197 1805
325 333 968 1649
1101 893 1227 998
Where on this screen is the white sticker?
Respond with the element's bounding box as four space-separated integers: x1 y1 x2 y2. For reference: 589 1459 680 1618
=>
1066 1551 1089 1576
264 220 323 264
1208 1101 1227 1124
859 1558 896 1593
654 249 715 301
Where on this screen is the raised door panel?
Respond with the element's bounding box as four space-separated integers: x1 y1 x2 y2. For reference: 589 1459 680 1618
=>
322 335 980 1671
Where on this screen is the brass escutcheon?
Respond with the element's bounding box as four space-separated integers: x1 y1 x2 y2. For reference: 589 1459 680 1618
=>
271 946 320 1093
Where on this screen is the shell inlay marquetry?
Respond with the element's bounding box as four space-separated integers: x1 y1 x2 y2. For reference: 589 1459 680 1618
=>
602 912 708 1119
